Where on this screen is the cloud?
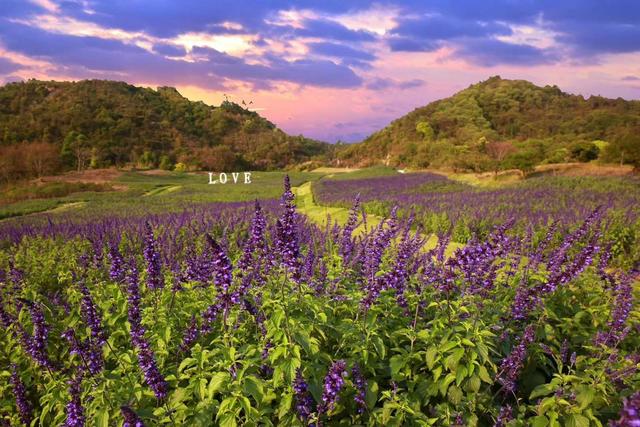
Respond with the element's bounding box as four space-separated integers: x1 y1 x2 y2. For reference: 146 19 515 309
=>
153 43 187 57
307 41 376 61
622 75 640 81
0 57 22 74
454 38 560 66
556 22 640 57
293 18 376 42
365 77 425 90
0 20 362 89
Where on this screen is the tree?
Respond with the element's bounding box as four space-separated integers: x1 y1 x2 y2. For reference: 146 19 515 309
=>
0 144 24 183
197 145 237 171
605 129 640 170
23 142 60 177
61 131 91 171
486 141 516 178
416 121 435 141
569 142 599 162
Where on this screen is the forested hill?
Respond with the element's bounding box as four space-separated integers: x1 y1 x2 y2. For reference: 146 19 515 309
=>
0 79 329 180
337 76 640 171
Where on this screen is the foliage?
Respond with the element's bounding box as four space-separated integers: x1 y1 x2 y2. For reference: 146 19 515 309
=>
338 76 640 171
0 80 330 180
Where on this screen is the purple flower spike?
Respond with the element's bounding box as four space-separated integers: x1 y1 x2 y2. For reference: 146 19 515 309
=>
143 222 164 290
293 369 315 421
351 364 367 413
121 406 146 427
497 325 536 394
609 391 640 426
494 405 513 427
320 360 348 415
10 364 32 425
108 240 126 283
65 373 85 427
125 262 168 400
276 176 302 281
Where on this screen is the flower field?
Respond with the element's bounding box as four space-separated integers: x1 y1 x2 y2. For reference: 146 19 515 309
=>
0 173 638 426
313 173 640 266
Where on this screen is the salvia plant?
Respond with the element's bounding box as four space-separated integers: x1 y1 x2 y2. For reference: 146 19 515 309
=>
0 175 637 426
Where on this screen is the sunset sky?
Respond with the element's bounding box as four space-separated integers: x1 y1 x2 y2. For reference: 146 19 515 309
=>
1 0 640 142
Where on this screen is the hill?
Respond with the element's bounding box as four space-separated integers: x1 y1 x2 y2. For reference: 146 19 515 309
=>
0 79 330 182
337 76 640 172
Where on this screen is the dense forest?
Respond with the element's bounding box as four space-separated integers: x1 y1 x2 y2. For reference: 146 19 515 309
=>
338 76 640 172
0 80 330 182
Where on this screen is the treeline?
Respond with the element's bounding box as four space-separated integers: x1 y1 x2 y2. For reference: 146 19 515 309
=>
0 80 330 182
338 76 640 172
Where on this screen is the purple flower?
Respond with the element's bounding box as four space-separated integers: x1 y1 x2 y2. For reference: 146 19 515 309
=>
143 222 164 290
121 406 146 427
276 176 302 281
17 300 53 369
125 262 168 400
293 369 315 421
340 194 360 262
320 360 348 414
351 364 367 414
62 329 104 377
237 200 268 273
595 273 634 347
205 234 238 309
65 373 85 427
609 391 640 427
0 293 14 328
360 210 399 310
10 364 32 425
180 315 201 352
497 325 536 393
79 282 107 345
108 240 126 282
494 405 513 427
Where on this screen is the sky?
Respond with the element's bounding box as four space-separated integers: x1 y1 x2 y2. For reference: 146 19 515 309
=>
1 1 640 142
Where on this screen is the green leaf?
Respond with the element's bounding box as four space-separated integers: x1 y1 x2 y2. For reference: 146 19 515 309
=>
425 346 438 370
576 387 595 410
445 348 465 372
532 416 549 427
447 385 463 405
390 355 407 377
208 372 229 399
372 336 386 359
455 365 468 386
439 373 456 396
566 414 590 427
467 375 481 393
218 413 237 427
218 397 237 417
278 392 293 419
243 376 264 404
478 366 492 384
95 409 109 427
197 377 207 401
366 380 379 409
530 383 557 400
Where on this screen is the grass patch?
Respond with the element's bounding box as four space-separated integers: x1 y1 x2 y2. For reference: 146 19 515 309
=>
0 181 112 206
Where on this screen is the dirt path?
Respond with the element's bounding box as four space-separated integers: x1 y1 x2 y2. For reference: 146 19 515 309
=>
143 185 182 196
292 182 457 253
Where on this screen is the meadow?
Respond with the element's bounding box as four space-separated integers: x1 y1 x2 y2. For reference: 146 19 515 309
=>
0 168 638 426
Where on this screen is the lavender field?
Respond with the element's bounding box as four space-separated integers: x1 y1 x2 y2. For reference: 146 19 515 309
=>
0 170 638 426
314 172 640 266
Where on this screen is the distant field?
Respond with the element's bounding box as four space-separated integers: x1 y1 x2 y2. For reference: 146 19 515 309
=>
0 169 325 221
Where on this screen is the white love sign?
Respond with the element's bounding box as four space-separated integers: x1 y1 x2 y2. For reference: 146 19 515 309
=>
208 172 252 184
